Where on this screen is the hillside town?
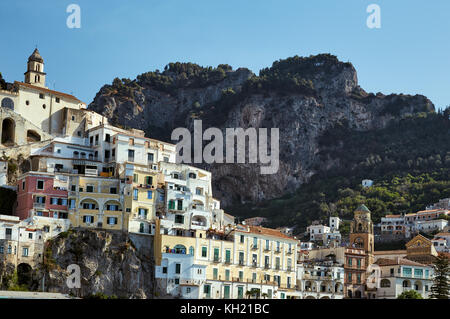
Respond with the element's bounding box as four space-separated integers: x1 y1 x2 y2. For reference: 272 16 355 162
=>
0 49 448 299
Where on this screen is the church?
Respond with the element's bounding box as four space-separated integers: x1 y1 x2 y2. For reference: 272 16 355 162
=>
0 48 107 146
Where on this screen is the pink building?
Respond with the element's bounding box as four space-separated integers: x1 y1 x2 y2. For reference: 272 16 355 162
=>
16 172 68 220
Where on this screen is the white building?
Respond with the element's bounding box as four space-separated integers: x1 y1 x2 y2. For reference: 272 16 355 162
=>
297 260 345 299
362 179 374 188
306 225 330 241
432 232 450 252
414 219 448 233
155 253 207 299
375 258 434 299
329 216 341 231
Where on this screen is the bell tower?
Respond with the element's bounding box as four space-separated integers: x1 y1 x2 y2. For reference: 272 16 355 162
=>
349 204 374 264
24 48 46 87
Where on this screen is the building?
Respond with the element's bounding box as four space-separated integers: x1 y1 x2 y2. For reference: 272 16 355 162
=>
380 214 406 237
362 179 373 188
0 215 44 268
414 219 448 233
405 234 438 264
329 216 341 231
306 224 330 242
16 171 69 221
432 232 450 253
154 220 299 299
297 258 345 299
0 49 88 145
375 257 434 299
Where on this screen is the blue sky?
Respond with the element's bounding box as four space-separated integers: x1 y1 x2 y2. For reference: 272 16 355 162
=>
0 0 449 110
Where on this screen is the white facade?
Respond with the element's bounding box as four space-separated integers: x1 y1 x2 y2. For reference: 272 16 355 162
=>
155 253 207 299
307 225 330 241
329 216 341 230
414 219 448 233
362 179 374 188
297 262 345 299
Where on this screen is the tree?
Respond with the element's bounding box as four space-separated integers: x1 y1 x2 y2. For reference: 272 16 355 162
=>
397 290 423 299
431 253 450 299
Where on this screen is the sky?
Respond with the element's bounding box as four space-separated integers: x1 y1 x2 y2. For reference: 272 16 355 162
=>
0 0 449 110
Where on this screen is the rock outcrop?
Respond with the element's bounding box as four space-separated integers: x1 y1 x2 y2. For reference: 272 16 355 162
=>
89 54 435 207
38 228 154 298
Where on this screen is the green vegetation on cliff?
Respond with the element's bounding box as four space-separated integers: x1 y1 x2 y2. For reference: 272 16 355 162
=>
230 110 450 233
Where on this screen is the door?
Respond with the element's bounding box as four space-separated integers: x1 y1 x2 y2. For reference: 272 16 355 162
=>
224 285 230 299
237 286 244 299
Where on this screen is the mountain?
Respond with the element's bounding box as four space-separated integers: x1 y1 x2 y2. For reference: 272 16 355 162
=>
88 54 448 232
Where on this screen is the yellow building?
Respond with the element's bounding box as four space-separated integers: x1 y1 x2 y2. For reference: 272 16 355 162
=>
154 220 299 299
68 175 128 231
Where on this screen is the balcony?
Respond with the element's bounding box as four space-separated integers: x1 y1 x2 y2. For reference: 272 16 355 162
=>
238 260 245 266
33 202 45 209
287 250 293 255
264 264 270 269
275 265 280 270
275 248 281 254
251 262 258 268
264 246 271 252
287 266 292 272
251 244 258 250
213 257 221 263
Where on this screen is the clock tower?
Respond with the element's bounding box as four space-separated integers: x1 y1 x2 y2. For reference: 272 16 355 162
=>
349 204 374 265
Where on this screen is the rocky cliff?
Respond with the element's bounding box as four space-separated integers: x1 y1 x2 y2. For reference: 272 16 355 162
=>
38 228 155 298
89 54 435 208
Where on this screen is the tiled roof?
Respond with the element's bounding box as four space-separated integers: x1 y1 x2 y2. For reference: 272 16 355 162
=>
239 225 297 241
15 81 83 103
435 232 450 237
385 214 401 218
375 257 427 267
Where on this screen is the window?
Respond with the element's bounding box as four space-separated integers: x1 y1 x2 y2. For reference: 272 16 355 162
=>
174 278 179 285
240 235 245 243
133 174 138 183
138 208 148 218
147 153 154 163
196 188 203 195
188 172 196 179
213 268 218 280
105 134 110 142
128 149 135 161
107 217 117 225
239 271 244 281
162 267 167 274
83 215 94 223
95 135 99 145
86 185 94 193
69 199 76 209
348 258 352 266
145 176 153 185
22 180 25 190
225 249 231 263
168 200 175 210
252 272 257 282
28 233 33 239
55 97 60 103
105 150 110 159
177 199 183 211
201 246 207 258
402 267 412 277
37 180 44 190
163 156 169 162
7 245 11 254
175 215 184 224
22 247 29 257
265 240 270 250
225 269 230 281
39 93 44 99
253 237 258 248
133 189 138 200
0 246 3 254
110 187 117 194
214 248 220 262
239 252 244 264
112 149 115 158
175 263 181 274
186 287 191 294
147 191 152 199
348 273 352 282
26 100 30 105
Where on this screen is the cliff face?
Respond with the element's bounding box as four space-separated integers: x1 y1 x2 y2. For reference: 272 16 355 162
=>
39 229 154 298
89 54 434 207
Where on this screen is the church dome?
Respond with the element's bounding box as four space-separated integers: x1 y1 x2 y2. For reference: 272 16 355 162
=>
28 48 44 63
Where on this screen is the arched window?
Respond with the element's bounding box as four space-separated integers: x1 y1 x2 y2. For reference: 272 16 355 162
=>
380 279 391 288
73 151 79 158
174 244 186 254
358 223 363 232
402 280 410 288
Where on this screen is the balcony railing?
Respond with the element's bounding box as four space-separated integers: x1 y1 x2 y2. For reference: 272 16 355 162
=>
238 260 245 266
213 257 220 263
33 202 45 208
264 264 270 269
251 262 258 268
251 245 258 250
